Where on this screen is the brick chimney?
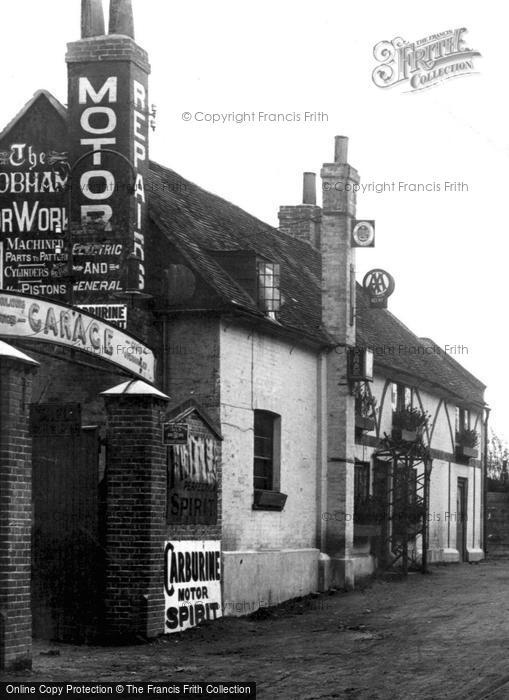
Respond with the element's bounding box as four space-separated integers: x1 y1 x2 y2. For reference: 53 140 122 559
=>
320 136 359 590
66 0 151 310
278 172 322 248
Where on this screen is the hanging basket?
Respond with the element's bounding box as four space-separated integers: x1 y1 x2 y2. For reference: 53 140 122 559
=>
392 428 418 442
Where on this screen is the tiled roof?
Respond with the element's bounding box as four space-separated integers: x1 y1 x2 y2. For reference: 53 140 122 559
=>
147 160 485 406
148 162 327 343
356 290 485 406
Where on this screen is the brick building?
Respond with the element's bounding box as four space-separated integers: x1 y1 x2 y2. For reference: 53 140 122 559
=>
0 0 487 670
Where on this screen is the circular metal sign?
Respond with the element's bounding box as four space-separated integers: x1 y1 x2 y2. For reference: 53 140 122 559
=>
352 220 375 247
362 269 395 307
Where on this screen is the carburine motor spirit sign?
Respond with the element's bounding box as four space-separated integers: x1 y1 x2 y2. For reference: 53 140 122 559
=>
0 291 155 382
164 541 222 633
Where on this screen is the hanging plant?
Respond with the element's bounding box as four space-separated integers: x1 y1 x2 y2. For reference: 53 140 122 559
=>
456 428 479 460
456 428 479 449
393 405 430 431
355 385 377 433
354 384 377 418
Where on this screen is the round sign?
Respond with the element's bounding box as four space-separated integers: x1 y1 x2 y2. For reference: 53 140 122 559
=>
362 269 395 300
352 221 375 247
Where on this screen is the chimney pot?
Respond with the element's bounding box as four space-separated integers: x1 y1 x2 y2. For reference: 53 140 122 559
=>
81 0 106 38
302 172 316 205
334 136 349 164
109 0 135 38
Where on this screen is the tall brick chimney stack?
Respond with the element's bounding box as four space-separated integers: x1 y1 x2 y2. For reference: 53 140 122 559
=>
320 135 359 590
66 0 151 317
278 173 322 247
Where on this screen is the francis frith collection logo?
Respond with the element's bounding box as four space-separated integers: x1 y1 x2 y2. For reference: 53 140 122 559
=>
372 28 481 92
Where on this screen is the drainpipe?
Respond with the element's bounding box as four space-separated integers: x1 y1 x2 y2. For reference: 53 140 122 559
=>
483 406 491 557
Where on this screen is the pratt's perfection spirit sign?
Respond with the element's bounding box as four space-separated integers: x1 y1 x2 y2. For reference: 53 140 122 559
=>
164 541 222 633
167 427 219 525
0 291 155 382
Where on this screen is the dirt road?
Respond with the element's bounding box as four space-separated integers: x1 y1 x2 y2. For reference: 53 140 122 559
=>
3 559 509 699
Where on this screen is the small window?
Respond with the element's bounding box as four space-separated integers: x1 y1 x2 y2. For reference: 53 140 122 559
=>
253 410 281 491
391 383 398 412
257 261 281 315
392 383 413 412
456 407 470 434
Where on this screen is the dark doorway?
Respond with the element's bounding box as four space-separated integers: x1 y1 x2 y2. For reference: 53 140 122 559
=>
456 477 468 562
31 404 102 642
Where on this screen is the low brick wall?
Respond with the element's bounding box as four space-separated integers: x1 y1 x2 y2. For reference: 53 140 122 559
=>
487 492 509 557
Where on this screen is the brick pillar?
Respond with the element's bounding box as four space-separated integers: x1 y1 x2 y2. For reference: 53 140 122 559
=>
0 344 39 671
320 136 359 589
101 381 169 641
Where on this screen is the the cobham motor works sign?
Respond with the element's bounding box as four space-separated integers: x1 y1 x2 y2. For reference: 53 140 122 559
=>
164 541 222 633
0 143 68 297
0 291 155 382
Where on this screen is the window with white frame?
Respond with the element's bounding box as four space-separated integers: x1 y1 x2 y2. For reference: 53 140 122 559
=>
257 261 281 316
391 382 413 412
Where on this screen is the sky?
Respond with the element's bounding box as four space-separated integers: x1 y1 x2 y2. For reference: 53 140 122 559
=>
0 1 507 439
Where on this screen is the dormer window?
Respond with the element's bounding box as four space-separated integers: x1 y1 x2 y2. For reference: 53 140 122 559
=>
257 260 281 316
208 250 282 318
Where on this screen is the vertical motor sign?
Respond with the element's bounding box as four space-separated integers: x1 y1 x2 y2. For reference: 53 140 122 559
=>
66 35 150 314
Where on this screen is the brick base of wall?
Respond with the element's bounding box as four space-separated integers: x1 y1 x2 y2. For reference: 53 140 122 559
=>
0 357 37 670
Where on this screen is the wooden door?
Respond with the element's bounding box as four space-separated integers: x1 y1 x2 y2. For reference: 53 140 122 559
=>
31 405 101 642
